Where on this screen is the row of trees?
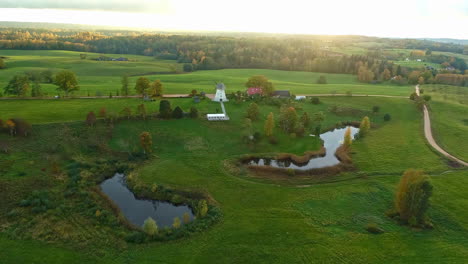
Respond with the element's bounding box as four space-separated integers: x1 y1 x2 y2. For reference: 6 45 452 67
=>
3 70 79 96
0 118 32 137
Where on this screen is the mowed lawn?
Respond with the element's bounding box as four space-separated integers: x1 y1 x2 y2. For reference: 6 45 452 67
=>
0 50 412 97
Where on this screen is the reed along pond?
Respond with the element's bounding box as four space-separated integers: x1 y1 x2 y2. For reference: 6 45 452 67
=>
100 173 194 227
246 126 359 170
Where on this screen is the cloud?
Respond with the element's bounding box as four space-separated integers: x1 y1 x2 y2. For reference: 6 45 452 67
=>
0 0 173 13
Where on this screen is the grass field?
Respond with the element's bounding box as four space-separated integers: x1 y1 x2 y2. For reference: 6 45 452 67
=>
0 50 413 97
1 95 467 263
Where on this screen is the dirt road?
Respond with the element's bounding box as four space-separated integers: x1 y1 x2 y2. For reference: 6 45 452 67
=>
416 85 468 166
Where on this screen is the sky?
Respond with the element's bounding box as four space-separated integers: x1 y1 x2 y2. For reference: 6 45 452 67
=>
1 0 467 39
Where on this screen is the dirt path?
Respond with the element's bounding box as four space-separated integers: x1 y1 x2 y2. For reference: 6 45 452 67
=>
416 85 468 166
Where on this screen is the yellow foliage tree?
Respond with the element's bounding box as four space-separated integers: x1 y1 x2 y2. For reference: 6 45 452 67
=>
264 112 275 137
343 127 352 148
359 116 371 136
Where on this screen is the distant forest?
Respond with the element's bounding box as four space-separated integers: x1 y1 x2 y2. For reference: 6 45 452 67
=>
0 27 467 84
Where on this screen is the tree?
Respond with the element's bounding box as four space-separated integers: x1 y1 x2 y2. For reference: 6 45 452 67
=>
121 75 129 96
423 95 431 102
140 131 152 154
41 70 54 83
0 58 5 69
246 103 260 121
134 77 150 96
172 217 181 229
409 92 418 100
394 169 433 226
5 119 15 136
4 74 30 96
300 112 311 127
189 106 198 118
245 75 274 96
136 104 147 119
86 111 96 127
98 107 107 118
55 70 79 96
172 106 184 119
343 126 352 148
359 116 371 136
190 89 197 97
313 111 325 124
143 217 158 236
120 107 132 119
183 63 194 72
381 68 391 81
279 106 297 133
151 80 163 97
372 106 380 114
418 76 425 85
11 118 32 137
183 212 191 224
384 113 392 121
31 81 42 97
79 54 87 60
317 75 327 84
159 100 172 118
264 112 275 137
196 200 208 218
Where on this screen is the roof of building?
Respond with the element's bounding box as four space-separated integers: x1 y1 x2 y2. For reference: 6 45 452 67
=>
273 90 291 97
247 87 263 95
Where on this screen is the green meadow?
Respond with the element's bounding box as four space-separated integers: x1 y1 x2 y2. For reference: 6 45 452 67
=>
1 94 467 263
0 50 412 97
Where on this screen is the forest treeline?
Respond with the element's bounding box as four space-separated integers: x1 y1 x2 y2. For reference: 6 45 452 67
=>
0 28 467 86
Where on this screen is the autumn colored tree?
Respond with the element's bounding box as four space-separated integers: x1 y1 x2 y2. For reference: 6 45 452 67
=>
86 111 96 126
394 169 433 226
55 70 79 96
359 116 371 136
381 68 391 81
140 131 152 154
151 80 163 97
143 217 158 236
5 119 15 136
98 107 107 118
264 112 275 137
172 217 181 229
121 75 129 96
245 75 274 96
196 200 208 218
134 77 150 96
246 102 260 121
4 74 30 96
343 126 352 148
357 66 375 83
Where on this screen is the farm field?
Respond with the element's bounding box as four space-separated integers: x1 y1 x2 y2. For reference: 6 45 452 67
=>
1 94 468 263
0 50 413 97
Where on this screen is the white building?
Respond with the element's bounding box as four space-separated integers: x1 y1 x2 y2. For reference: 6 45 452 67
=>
207 113 230 121
213 83 229 102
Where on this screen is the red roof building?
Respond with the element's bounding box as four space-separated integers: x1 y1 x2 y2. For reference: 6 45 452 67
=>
247 87 263 95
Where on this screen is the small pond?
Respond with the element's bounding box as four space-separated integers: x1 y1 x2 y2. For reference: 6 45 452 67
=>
100 173 194 227
246 126 359 170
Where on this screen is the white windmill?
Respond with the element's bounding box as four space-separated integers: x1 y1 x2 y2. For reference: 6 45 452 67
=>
207 82 230 121
212 83 228 102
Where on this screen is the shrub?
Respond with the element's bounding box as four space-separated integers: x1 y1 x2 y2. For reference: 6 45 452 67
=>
409 92 418 100
384 113 391 121
189 106 199 118
372 105 380 114
316 75 327 84
286 168 295 176
126 231 146 243
394 169 433 227
366 223 384 234
143 217 158 236
423 95 432 102
151 183 158 193
172 106 184 119
310 97 320 104
268 136 278 145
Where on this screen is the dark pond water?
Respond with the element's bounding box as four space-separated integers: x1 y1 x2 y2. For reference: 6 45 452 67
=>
246 126 359 170
100 173 194 227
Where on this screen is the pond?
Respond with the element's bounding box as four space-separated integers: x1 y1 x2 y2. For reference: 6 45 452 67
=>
100 173 194 227
246 126 359 170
